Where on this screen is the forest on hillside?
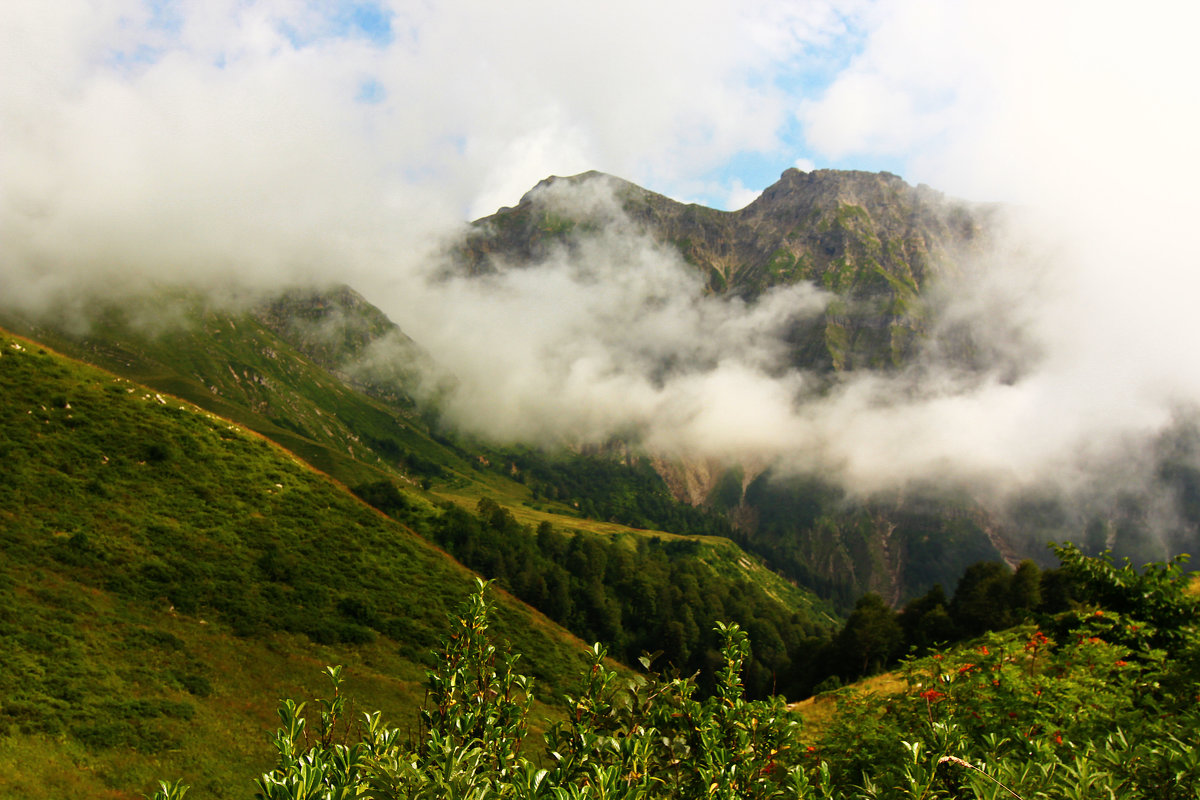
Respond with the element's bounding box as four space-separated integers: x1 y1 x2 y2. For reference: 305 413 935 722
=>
357 486 1116 701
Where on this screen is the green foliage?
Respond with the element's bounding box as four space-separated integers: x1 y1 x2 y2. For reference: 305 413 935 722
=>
1050 542 1199 646
160 549 1200 798
811 601 1200 799
543 626 802 800
351 480 412 516
834 594 904 679
816 553 1091 689
237 582 809 799
418 581 532 785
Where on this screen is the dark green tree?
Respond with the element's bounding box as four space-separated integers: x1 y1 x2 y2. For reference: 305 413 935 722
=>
949 561 1013 636
1009 558 1042 612
835 593 903 678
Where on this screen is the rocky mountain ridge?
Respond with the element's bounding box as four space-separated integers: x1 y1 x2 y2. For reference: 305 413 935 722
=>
459 168 997 371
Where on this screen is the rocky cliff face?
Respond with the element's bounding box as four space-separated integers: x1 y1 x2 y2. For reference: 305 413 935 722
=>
458 168 996 372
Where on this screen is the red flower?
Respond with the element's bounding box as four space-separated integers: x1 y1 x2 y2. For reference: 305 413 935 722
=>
1025 631 1049 651
1115 660 1128 667
958 663 975 673
979 646 990 656
1054 731 1063 745
918 689 946 702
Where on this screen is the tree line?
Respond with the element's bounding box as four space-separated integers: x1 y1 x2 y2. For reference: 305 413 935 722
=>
354 482 1094 699
811 557 1079 690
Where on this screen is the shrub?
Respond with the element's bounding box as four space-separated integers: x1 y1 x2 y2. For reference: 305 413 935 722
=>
156 580 807 799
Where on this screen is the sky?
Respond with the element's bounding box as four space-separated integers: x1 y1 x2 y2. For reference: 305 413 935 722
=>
3 2 1195 243
4 0 1200 517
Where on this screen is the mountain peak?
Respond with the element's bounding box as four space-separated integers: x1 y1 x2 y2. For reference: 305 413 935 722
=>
742 167 913 217
518 170 646 208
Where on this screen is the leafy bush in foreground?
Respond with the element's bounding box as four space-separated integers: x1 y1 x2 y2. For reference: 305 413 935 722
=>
154 579 803 800
152 544 1200 799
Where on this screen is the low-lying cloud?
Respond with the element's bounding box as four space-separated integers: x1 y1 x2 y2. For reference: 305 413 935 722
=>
378 209 830 457
372 190 1151 502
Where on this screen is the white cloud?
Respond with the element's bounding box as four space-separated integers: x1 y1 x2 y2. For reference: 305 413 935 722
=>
723 180 761 211
381 190 831 456
0 0 854 309
785 0 1200 497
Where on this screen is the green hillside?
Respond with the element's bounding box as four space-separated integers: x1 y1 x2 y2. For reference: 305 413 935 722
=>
0 328 589 797
0 290 834 641
2 291 469 492
0 305 839 792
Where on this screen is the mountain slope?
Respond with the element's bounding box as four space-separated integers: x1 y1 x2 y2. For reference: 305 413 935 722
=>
0 327 590 796
0 290 462 492
1 286 839 677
